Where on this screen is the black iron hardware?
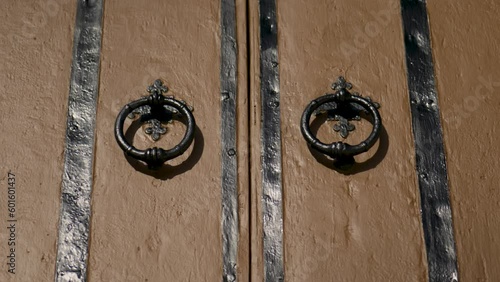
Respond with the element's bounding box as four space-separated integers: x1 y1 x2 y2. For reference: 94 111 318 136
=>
300 76 381 169
115 79 195 170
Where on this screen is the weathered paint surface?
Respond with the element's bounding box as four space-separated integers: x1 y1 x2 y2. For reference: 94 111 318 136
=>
0 0 76 281
428 1 500 281
87 0 231 280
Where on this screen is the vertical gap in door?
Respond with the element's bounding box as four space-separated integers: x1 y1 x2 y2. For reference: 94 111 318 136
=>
246 0 262 280
245 0 253 282
245 0 252 281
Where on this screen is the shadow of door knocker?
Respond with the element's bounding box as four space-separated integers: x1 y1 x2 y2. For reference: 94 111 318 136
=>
300 76 382 170
114 79 196 170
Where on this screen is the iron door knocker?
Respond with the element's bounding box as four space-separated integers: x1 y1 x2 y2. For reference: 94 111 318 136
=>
115 79 195 170
301 76 382 169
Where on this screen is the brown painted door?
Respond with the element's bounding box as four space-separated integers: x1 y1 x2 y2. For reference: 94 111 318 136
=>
1 0 500 281
87 0 249 281
248 1 428 280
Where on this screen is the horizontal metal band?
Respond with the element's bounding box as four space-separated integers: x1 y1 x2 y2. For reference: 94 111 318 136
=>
400 0 459 281
54 0 104 281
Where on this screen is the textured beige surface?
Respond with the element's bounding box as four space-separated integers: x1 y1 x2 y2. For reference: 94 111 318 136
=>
251 0 428 281
1 0 499 280
0 1 76 281
234 0 251 280
428 2 500 281
88 0 234 280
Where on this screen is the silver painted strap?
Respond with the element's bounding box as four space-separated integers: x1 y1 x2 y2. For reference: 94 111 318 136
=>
220 0 239 281
54 0 104 281
259 0 284 281
400 1 459 281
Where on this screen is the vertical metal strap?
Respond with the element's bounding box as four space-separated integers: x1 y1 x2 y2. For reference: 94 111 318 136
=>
259 0 284 281
54 0 103 281
400 1 459 281
221 0 239 281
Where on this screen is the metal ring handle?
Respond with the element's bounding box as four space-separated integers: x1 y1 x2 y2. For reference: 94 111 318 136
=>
114 81 195 170
300 78 381 161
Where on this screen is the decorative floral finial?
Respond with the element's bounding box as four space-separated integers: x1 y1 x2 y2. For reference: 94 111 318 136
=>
126 79 195 142
312 76 380 139
144 119 168 141
147 79 168 95
332 116 355 139
331 76 352 91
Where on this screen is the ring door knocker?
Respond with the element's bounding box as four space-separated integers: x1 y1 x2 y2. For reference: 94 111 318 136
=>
115 79 195 170
301 76 382 170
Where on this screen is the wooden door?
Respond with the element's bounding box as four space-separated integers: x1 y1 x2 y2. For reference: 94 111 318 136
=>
1 0 500 281
87 0 250 281
249 0 427 280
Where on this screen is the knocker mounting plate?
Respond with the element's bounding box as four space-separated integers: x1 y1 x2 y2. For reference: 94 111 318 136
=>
126 80 194 141
314 76 380 138
301 76 382 169
115 79 196 170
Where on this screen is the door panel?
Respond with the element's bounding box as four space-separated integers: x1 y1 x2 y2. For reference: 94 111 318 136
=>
428 1 500 281
0 1 76 281
251 0 428 281
2 0 500 281
87 0 249 280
